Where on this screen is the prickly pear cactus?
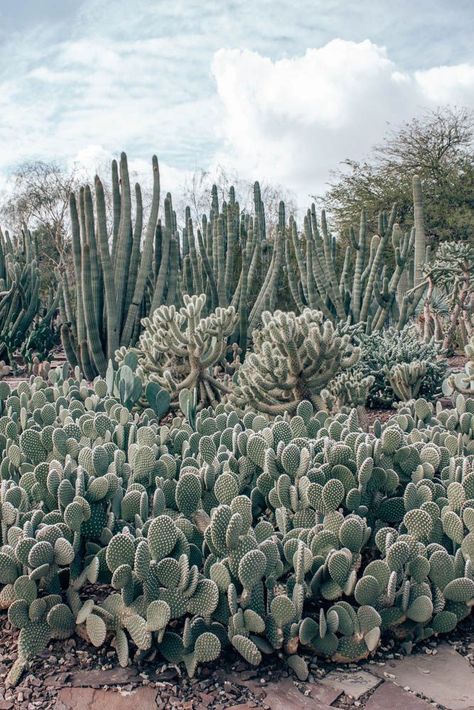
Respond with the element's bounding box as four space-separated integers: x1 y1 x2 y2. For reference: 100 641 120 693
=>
0 363 473 687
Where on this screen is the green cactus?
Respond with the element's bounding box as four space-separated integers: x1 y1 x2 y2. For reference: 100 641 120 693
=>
232 309 360 414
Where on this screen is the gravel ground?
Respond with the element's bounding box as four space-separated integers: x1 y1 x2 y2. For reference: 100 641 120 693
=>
0 610 472 710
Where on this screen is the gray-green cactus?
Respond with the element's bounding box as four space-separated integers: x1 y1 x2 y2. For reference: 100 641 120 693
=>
232 309 360 414
1 364 474 686
118 293 237 410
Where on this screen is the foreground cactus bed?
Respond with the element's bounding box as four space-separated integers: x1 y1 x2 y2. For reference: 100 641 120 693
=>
0 365 473 687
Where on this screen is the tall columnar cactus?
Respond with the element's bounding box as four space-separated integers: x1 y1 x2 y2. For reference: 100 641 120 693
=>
60 158 432 374
61 153 160 378
413 175 426 287
232 309 360 414
0 229 42 364
286 200 418 333
184 187 287 346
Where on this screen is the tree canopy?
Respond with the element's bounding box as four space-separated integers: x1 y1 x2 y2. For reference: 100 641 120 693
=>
319 107 474 244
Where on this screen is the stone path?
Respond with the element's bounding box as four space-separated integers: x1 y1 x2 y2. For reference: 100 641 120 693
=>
28 639 474 709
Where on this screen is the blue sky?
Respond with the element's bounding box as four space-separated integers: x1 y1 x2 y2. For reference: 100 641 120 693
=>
1 0 473 205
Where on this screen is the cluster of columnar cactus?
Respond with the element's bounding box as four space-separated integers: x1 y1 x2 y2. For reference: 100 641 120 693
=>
287 200 420 332
0 363 473 686
58 153 436 379
0 230 43 362
60 153 161 378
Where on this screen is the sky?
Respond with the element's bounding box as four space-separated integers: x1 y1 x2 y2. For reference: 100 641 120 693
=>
1 0 473 209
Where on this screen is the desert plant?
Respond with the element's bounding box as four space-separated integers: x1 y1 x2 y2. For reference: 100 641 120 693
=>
350 325 447 408
0 367 474 684
0 229 45 365
231 309 360 414
118 293 238 410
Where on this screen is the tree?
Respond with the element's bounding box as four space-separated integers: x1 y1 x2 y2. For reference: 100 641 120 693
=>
319 107 474 244
179 164 297 237
1 161 79 290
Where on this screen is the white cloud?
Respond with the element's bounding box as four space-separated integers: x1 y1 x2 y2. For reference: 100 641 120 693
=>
414 64 474 104
1 1 474 215
211 41 474 206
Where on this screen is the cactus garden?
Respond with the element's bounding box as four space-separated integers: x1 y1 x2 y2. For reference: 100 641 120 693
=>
0 141 474 709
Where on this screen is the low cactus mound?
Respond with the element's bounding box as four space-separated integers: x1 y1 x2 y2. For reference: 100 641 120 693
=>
0 367 473 687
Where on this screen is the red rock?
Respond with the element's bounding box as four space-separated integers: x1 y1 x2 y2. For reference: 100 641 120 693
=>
262 677 341 710
69 667 138 687
370 644 474 710
365 682 434 710
55 686 158 709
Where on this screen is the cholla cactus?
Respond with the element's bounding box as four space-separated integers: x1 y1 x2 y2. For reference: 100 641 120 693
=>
119 294 237 410
232 309 360 414
444 336 474 396
388 361 427 401
328 371 375 431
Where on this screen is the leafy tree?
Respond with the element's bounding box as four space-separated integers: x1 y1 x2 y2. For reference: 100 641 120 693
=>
319 107 474 244
1 161 79 290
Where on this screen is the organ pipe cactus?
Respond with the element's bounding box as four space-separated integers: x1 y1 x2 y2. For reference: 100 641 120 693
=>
0 229 42 364
61 153 160 378
60 153 431 376
287 200 420 333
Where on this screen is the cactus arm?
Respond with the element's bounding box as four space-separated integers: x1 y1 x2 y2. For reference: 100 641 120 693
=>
111 158 121 266
151 196 173 312
187 217 203 295
81 243 108 376
94 176 119 360
114 153 133 330
196 228 219 310
122 156 160 345
214 216 226 306
69 193 85 346
351 210 367 322
124 183 143 316
320 209 345 319
83 185 103 339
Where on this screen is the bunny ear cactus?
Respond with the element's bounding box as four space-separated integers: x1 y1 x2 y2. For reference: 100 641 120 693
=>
232 308 360 415
2 361 474 685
